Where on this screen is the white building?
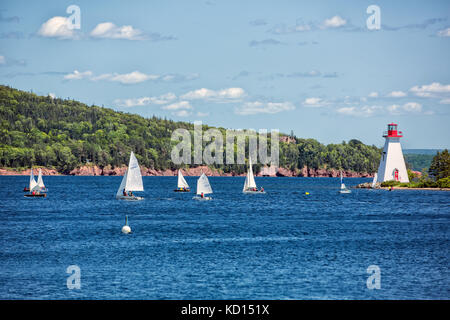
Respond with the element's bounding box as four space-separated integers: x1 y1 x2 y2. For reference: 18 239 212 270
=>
376 123 409 183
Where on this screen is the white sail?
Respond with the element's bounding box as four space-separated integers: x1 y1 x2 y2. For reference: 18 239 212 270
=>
125 151 144 191
371 173 378 188
116 171 128 198
340 171 346 189
197 173 213 195
177 170 189 189
29 168 37 191
37 169 45 189
243 175 249 192
243 157 257 191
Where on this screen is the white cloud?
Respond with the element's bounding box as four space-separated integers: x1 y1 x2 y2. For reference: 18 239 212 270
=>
439 98 450 104
294 24 311 32
90 22 145 40
368 92 379 98
107 71 152 84
63 70 93 80
115 93 176 107
387 91 407 98
437 28 450 37
268 22 312 34
235 101 295 115
410 82 450 97
64 70 158 84
181 87 245 101
162 101 193 111
0 55 5 64
38 16 78 39
387 102 422 115
402 102 422 112
386 104 400 114
303 97 327 107
322 16 347 28
338 102 424 117
172 110 191 117
336 105 382 117
196 111 209 117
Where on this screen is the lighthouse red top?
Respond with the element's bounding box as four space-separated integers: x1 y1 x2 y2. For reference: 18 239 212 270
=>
383 123 403 138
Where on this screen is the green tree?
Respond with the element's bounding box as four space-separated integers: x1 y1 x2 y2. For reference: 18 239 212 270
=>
428 149 450 180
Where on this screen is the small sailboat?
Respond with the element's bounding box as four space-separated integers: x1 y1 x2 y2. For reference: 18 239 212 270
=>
36 169 47 192
339 171 351 194
24 168 46 197
243 156 265 193
116 151 144 200
193 173 213 200
23 167 36 192
174 170 190 192
371 173 378 189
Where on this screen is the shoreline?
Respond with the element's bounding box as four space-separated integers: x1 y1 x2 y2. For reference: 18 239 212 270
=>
0 166 374 178
380 186 450 191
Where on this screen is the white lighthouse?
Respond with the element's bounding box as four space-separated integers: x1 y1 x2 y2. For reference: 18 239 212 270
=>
376 123 409 183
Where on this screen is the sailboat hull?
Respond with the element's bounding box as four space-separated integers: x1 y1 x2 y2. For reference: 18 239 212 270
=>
193 196 212 201
173 189 190 192
339 189 351 194
24 193 46 198
116 195 144 201
243 190 266 194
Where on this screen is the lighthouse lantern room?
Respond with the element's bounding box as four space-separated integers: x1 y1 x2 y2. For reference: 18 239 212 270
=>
376 123 409 183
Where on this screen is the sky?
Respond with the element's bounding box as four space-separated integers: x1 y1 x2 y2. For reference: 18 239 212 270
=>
0 0 449 149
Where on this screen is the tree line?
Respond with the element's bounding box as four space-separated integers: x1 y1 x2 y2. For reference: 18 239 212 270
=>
0 85 382 174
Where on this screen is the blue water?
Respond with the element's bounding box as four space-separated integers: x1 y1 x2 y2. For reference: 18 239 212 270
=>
0 176 448 299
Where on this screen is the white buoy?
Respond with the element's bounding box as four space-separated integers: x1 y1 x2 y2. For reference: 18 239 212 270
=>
122 215 131 234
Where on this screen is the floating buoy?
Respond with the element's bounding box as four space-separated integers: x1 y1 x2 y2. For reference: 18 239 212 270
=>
122 215 131 234
305 192 310 195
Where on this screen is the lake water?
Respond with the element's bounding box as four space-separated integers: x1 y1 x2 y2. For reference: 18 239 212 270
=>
0 176 448 299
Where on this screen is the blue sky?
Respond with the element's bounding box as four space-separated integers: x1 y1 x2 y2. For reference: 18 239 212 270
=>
1 0 449 148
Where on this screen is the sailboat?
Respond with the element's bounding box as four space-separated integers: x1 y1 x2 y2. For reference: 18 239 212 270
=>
339 171 351 194
36 169 47 192
116 151 144 200
371 173 378 189
174 170 190 192
23 167 36 192
243 156 265 193
24 168 46 197
193 173 213 200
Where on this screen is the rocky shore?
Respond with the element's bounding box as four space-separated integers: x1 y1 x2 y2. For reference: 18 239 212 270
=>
355 182 381 189
0 165 374 177
0 168 60 176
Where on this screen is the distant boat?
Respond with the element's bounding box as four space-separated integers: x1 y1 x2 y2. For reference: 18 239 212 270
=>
174 170 190 192
116 152 144 201
243 156 265 193
24 168 46 197
193 173 213 200
371 173 378 188
36 169 47 192
339 171 351 194
23 167 36 192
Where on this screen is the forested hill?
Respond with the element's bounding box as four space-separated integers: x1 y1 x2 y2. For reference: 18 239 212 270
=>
0 85 381 174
